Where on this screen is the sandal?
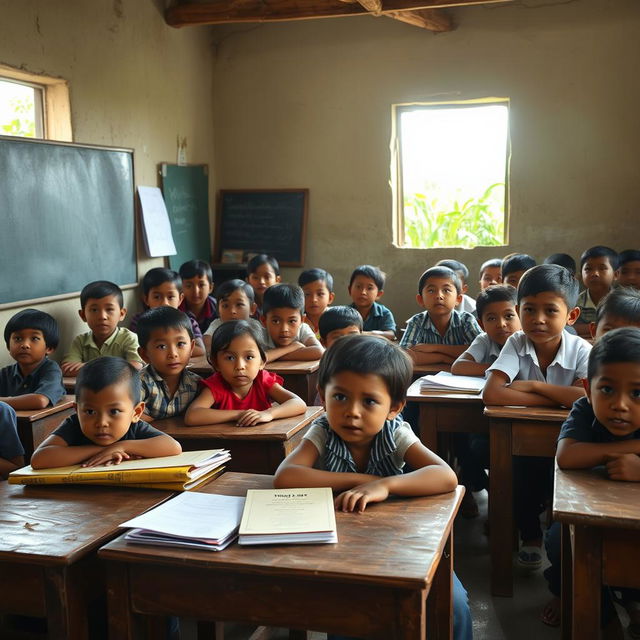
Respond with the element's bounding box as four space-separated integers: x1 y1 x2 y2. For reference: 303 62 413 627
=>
541 596 561 627
518 545 543 569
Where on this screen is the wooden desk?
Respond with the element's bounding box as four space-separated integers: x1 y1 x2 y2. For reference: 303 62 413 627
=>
15 395 75 461
153 406 323 474
100 472 464 640
485 404 568 597
0 483 169 640
554 467 640 640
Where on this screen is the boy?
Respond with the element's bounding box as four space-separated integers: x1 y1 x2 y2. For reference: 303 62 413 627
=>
0 402 24 479
318 306 363 349
130 267 206 358
574 245 619 337
617 249 640 290
348 265 396 340
452 284 520 376
136 307 201 420
1 309 65 410
31 356 181 469
483 264 591 566
263 284 324 362
590 287 640 340
437 259 476 314
62 280 143 375
399 266 481 365
543 253 576 277
274 335 472 640
298 268 335 338
501 253 536 288
478 258 503 290
178 259 218 333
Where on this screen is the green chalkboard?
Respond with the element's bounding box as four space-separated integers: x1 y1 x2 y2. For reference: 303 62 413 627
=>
0 136 136 306
160 164 211 270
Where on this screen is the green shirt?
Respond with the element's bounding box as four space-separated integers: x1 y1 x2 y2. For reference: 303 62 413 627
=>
63 327 143 365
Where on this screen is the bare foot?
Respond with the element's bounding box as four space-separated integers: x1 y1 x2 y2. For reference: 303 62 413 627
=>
541 596 561 627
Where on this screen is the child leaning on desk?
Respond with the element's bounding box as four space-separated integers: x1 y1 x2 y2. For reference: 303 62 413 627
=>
30 357 181 469
274 334 472 640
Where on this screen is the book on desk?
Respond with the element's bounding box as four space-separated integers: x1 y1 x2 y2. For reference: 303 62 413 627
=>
419 371 486 394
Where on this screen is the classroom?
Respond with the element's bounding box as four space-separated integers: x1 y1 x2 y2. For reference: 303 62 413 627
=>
1 0 639 638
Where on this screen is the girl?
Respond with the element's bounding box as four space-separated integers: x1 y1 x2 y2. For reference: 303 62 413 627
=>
185 320 306 426
246 254 281 319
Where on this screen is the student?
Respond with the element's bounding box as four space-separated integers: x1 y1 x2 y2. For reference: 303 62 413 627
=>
574 245 619 337
318 305 363 349
543 252 577 277
542 328 640 631
262 284 324 362
0 402 24 479
452 284 520 376
30 357 181 469
129 267 206 358
617 249 640 290
1 309 65 410
246 254 281 318
348 265 396 340
399 266 481 365
274 335 472 640
478 258 503 290
185 320 306 426
178 259 218 333
136 307 201 420
483 264 591 566
437 259 476 313
501 253 536 288
298 268 335 339
590 286 640 340
62 280 143 375
203 279 263 354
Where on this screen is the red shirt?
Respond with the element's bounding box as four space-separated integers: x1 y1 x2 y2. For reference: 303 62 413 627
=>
200 369 283 410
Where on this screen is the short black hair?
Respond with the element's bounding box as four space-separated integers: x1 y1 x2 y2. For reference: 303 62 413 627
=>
141 268 182 296
479 258 503 278
246 254 280 277
262 284 305 316
215 279 255 304
587 327 640 381
179 259 213 284
318 334 412 406
136 306 194 348
580 245 619 271
595 287 640 326
417 266 462 295
517 264 579 308
476 285 517 321
80 281 124 309
502 254 536 279
618 249 640 266
436 259 469 282
349 265 386 290
4 309 59 349
318 306 363 341
75 356 141 404
544 253 576 277
298 268 334 293
210 319 266 363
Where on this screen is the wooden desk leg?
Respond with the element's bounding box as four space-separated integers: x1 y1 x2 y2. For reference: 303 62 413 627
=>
560 523 572 640
44 565 88 640
572 525 601 640
106 562 138 640
197 620 224 640
419 403 438 453
427 531 453 640
490 419 513 597
397 589 426 640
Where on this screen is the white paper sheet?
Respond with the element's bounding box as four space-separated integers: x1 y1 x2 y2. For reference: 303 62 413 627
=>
138 185 177 257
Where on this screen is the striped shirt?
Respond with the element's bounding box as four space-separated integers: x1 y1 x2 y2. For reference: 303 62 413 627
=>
399 309 481 348
139 365 201 419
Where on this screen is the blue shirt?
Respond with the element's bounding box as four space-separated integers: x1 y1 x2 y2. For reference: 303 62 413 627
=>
0 358 65 406
399 309 481 348
0 402 24 459
350 301 396 333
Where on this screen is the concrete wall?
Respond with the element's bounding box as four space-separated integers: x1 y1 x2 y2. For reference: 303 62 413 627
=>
211 0 640 326
0 0 216 366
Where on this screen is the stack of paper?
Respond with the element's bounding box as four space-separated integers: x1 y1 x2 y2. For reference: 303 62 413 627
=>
120 492 245 551
238 487 338 545
8 449 231 491
419 371 486 394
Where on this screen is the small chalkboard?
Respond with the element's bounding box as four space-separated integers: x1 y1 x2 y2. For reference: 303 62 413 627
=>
215 189 308 267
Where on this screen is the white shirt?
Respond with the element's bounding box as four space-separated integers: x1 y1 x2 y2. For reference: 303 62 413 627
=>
263 322 318 349
457 294 476 314
464 332 502 366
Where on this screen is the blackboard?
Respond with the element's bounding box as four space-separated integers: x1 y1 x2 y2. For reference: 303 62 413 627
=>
0 136 136 307
216 189 308 267
160 164 211 271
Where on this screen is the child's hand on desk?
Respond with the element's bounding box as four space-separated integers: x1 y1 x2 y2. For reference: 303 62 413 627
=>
81 445 141 468
334 478 390 513
236 409 273 427
604 453 640 482
61 361 84 376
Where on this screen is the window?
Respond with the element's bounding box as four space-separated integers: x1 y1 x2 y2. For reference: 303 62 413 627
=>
392 99 509 249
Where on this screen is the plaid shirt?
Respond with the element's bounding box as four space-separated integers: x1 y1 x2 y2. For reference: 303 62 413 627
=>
139 365 201 419
399 309 481 348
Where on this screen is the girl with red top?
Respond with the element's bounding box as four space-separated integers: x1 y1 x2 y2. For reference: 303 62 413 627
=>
185 320 306 426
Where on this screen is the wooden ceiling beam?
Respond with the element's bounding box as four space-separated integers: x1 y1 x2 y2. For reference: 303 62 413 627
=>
387 8 453 31
165 0 509 27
